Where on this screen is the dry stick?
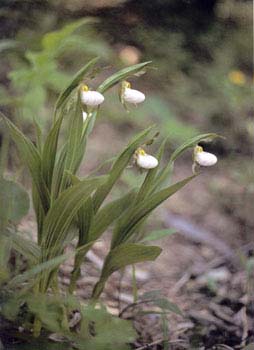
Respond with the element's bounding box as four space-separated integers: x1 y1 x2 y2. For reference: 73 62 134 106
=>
136 339 186 350
170 243 254 295
215 345 235 350
117 268 125 315
119 298 165 318
240 306 248 348
163 210 234 258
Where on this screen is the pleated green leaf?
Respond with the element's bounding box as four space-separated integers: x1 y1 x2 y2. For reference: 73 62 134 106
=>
42 176 106 259
92 243 161 299
69 196 94 292
89 191 135 241
112 174 196 248
41 113 64 191
7 252 71 288
33 117 43 153
32 185 45 243
77 196 94 245
2 115 50 213
93 125 154 212
97 61 152 93
4 229 40 264
51 143 67 200
58 95 84 193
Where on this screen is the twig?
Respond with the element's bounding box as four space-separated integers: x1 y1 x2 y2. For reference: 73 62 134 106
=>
163 210 234 258
119 299 163 318
240 306 248 348
216 345 235 350
170 272 191 294
136 339 185 350
208 302 239 326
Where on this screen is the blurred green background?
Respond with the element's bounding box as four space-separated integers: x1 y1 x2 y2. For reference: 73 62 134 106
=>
0 0 253 245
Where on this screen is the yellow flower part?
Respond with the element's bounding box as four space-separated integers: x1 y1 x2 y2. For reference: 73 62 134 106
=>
228 70 246 86
194 145 203 154
135 148 158 169
193 145 217 167
81 84 89 92
123 81 131 89
80 85 104 106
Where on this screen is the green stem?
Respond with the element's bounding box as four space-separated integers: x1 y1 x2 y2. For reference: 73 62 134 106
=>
69 265 81 294
32 283 42 337
0 131 9 179
132 264 138 303
33 317 42 338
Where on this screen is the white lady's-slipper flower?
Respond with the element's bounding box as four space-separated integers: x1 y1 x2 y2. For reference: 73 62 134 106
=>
122 81 145 104
194 145 217 167
80 85 104 107
135 148 158 169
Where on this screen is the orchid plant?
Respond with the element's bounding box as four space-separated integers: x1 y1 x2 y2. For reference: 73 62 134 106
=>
0 58 219 346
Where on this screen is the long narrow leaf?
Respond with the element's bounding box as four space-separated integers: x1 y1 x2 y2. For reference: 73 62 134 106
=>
51 143 67 200
69 196 94 292
41 114 64 191
92 243 161 299
42 176 106 258
7 253 71 289
97 61 152 93
2 115 50 213
89 191 135 241
169 133 221 163
58 96 84 193
32 185 45 243
112 174 196 248
4 229 40 264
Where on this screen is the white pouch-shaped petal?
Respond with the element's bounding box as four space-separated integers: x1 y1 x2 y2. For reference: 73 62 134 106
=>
195 151 217 166
137 153 158 169
80 90 104 106
123 88 145 104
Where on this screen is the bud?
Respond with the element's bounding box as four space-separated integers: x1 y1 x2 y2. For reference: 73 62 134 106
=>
80 85 104 107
